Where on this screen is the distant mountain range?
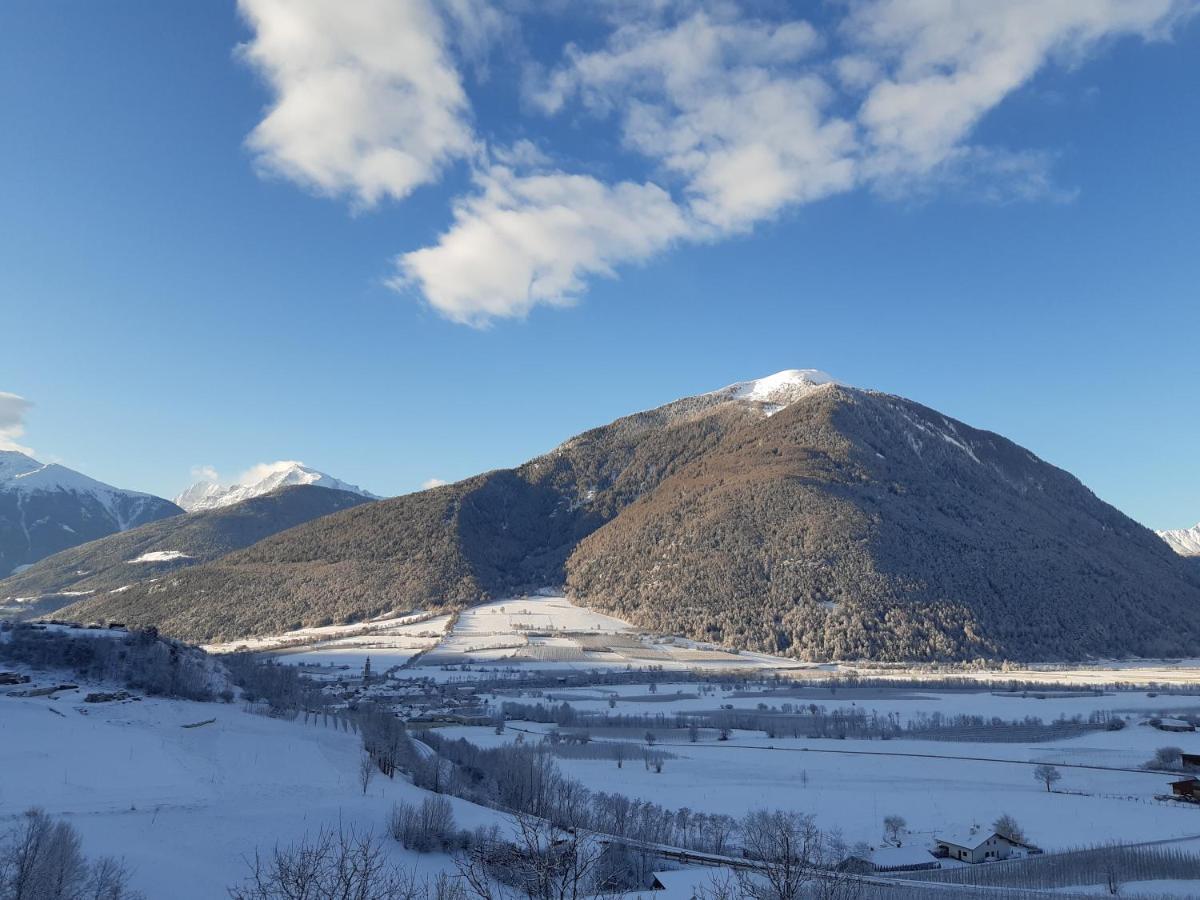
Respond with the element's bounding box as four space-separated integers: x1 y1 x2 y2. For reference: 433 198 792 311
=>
1158 523 1200 557
0 484 374 619
56 371 1200 662
174 461 378 511
0 451 181 578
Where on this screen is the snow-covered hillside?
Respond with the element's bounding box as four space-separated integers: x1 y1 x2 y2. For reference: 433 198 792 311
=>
175 460 378 511
1159 522 1200 556
0 675 501 898
0 450 181 577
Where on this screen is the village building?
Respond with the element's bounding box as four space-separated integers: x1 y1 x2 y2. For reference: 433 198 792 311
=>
840 845 941 873
1153 718 1196 733
933 830 1032 864
1169 776 1200 800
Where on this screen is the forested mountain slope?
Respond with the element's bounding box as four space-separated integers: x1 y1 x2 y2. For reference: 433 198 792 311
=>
58 373 1200 661
0 485 372 617
567 386 1200 661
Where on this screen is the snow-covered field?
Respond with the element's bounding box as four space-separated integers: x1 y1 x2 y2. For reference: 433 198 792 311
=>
405 594 808 677
205 611 453 671
440 680 1200 855
0 674 499 899
208 590 1200 689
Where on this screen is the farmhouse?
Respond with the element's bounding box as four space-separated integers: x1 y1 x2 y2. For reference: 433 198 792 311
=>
1153 718 1195 733
1169 777 1200 800
934 830 1028 864
1181 752 1200 770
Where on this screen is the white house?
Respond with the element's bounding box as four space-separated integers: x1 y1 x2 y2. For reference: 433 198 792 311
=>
934 830 1028 864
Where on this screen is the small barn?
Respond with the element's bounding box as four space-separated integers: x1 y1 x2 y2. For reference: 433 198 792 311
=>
841 846 941 873
1181 752 1200 770
1154 718 1196 733
1170 777 1200 800
934 830 1026 864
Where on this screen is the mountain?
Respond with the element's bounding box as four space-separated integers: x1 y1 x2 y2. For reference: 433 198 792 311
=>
0 450 182 578
174 461 378 512
0 484 375 618
1159 523 1200 557
58 371 1200 661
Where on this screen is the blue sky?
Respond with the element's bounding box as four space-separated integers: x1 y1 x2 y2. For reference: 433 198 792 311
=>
0 1 1197 530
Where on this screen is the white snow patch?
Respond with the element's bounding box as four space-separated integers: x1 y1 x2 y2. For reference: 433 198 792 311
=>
710 369 841 415
127 550 192 564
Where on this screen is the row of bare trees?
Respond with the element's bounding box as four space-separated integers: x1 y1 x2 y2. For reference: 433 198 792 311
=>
0 808 141 900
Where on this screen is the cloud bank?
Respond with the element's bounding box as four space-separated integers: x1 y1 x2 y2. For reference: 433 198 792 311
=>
238 0 1196 324
0 392 34 455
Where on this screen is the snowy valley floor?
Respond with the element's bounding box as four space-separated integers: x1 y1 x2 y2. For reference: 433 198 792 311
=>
13 593 1200 897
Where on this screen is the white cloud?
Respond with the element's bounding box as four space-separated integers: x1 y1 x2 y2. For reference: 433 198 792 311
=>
542 11 857 232
238 0 477 205
236 0 1198 323
235 460 307 486
843 0 1197 182
0 392 33 455
394 165 691 324
189 464 220 484
421 477 449 489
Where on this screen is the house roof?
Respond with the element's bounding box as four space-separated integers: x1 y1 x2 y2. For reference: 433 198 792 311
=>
870 846 938 868
935 830 997 851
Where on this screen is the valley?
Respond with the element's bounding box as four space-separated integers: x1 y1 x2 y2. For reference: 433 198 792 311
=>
10 611 1200 898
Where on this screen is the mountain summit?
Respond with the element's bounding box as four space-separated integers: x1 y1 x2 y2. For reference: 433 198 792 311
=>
0 450 181 577
61 372 1200 661
1159 523 1200 557
174 461 378 512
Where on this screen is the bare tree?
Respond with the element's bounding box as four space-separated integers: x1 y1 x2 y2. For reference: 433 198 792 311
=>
1102 854 1123 897
360 752 377 795
390 797 457 853
454 813 612 900
736 810 824 900
882 815 906 846
1147 746 1185 771
85 856 142 900
228 824 422 900
611 742 627 769
696 870 740 900
992 814 1026 845
1032 764 1061 792
0 808 141 900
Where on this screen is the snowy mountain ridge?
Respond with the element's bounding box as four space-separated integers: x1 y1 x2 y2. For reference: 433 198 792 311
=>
174 461 378 512
0 450 182 577
1159 523 1200 557
0 450 172 530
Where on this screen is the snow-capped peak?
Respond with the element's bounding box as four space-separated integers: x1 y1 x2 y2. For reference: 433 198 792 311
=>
1159 522 1200 557
0 450 158 501
0 450 42 482
174 461 378 512
710 369 841 414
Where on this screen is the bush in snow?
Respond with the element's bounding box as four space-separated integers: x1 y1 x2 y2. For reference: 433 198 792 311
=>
389 797 457 854
1144 745 1185 771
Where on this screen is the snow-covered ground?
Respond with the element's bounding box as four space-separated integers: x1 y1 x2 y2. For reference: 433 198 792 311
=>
0 671 500 899
404 594 808 678
440 680 1200 855
206 590 1200 690
204 611 453 671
